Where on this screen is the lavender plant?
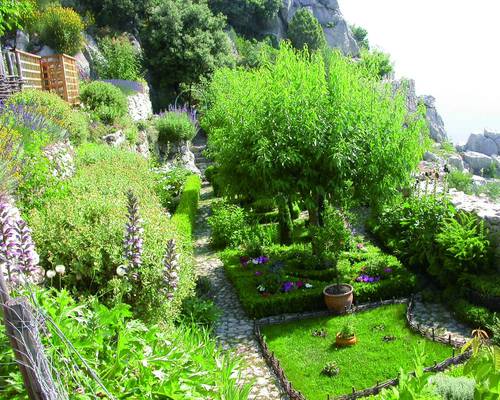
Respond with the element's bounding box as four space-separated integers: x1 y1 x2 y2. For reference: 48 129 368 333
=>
123 190 144 271
162 239 180 300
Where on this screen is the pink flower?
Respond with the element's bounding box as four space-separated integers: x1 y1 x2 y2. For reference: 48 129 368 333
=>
296 281 304 288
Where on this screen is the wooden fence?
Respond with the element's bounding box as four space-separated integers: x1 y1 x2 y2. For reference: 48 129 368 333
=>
0 45 79 105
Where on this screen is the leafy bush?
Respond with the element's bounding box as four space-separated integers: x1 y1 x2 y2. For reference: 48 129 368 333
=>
311 206 351 261
0 289 250 399
0 126 23 194
6 89 88 144
155 112 197 144
428 374 475 400
350 24 369 50
96 34 143 81
170 174 201 245
27 144 197 322
180 297 220 329
35 6 84 55
154 166 192 211
0 0 35 35
447 170 473 194
451 299 496 330
435 212 490 277
80 81 128 124
208 201 248 249
233 34 277 69
359 49 394 79
288 8 326 51
208 0 281 35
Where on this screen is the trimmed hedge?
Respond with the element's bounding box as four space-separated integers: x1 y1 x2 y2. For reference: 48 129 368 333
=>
222 249 416 318
171 174 201 243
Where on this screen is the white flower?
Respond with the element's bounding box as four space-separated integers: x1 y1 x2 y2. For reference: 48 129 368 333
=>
46 270 56 279
116 265 127 277
55 265 66 275
152 370 166 381
252 258 259 265
257 285 266 292
143 346 153 357
305 283 313 289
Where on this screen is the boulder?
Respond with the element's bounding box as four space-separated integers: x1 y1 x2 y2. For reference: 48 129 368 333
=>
82 33 104 79
135 130 150 158
127 84 153 122
484 130 500 150
74 51 90 80
464 133 498 156
15 30 30 51
102 130 126 148
260 0 359 56
446 154 465 171
166 141 200 175
420 95 448 143
462 151 495 174
423 151 442 163
37 45 55 57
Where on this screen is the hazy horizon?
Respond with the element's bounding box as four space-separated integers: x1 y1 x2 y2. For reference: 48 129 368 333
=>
338 0 500 144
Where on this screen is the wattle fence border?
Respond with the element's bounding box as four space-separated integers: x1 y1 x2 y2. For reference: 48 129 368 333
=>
254 297 472 400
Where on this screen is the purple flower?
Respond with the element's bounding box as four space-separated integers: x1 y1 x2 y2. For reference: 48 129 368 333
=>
384 268 393 274
101 79 145 94
240 256 250 266
282 281 294 293
123 190 143 270
255 271 263 276
162 239 179 300
356 274 380 283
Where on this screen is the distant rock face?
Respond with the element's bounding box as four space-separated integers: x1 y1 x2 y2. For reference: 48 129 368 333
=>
260 0 359 55
462 151 497 174
421 95 448 143
464 131 499 156
391 79 448 143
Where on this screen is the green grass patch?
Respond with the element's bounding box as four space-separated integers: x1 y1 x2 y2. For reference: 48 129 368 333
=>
261 304 453 399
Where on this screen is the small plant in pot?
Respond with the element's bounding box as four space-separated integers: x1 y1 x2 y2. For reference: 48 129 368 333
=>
336 320 357 347
313 206 353 313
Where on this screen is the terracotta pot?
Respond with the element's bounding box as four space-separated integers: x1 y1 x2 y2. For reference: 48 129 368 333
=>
323 284 353 314
336 333 357 347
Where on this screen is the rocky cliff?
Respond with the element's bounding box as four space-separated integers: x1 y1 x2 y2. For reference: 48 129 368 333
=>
259 0 359 55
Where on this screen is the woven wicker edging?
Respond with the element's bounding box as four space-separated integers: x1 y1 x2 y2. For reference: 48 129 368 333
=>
254 296 471 400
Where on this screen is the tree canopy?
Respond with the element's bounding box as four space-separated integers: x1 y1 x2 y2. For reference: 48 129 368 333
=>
201 45 428 229
287 8 326 51
140 0 234 108
350 24 370 50
0 0 34 36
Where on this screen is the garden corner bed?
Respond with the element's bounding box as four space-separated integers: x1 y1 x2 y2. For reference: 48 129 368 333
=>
257 303 458 400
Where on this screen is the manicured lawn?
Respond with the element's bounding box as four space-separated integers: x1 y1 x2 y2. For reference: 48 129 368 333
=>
261 304 454 400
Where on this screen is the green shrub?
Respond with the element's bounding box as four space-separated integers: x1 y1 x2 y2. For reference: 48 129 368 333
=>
95 34 143 81
0 289 250 399
35 6 84 55
28 144 197 322
358 49 394 79
208 201 248 249
428 374 475 400
350 24 369 50
155 112 197 144
311 206 351 261
451 299 496 329
287 8 326 51
180 297 220 329
6 89 88 144
171 174 201 245
204 164 222 196
447 170 473 194
154 166 192 212
434 212 490 280
80 81 128 124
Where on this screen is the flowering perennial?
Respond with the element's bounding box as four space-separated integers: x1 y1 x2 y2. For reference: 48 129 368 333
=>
0 196 43 286
162 239 180 300
123 190 144 270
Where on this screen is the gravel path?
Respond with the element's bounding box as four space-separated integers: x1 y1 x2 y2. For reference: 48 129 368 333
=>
191 135 287 400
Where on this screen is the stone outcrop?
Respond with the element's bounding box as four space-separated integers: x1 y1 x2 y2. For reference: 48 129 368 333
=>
421 95 448 143
464 132 498 156
260 0 359 55
462 151 497 175
127 85 153 122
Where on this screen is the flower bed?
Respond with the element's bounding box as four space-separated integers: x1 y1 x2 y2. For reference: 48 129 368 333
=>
222 244 416 318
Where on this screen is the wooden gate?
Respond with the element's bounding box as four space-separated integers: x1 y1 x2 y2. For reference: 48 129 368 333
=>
41 54 80 106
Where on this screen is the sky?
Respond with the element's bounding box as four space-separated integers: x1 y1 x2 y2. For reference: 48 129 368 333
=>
338 0 500 144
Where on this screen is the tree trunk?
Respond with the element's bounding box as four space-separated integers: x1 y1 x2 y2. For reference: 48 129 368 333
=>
277 197 293 245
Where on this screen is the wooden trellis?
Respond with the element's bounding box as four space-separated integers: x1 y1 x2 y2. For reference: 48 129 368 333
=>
41 54 80 106
0 45 80 105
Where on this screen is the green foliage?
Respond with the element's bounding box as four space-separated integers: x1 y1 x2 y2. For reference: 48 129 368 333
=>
6 89 88 144
80 81 128 124
35 6 84 55
450 299 496 329
462 340 500 399
155 112 197 144
208 0 281 35
339 320 356 339
141 0 234 108
233 34 278 69
0 0 35 35
62 0 149 31
311 206 351 262
180 297 220 329
202 45 427 235
95 34 143 81
447 170 473 194
428 374 475 400
0 289 250 399
359 49 394 79
350 24 369 50
154 166 192 211
170 174 201 245
261 305 453 399
288 8 326 51
435 212 490 273
208 200 248 249
27 144 196 322
0 126 23 195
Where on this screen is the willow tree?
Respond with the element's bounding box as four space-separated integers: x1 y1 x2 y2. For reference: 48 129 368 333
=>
201 44 427 244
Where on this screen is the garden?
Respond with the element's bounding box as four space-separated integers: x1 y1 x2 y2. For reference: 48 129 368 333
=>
0 1 498 400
